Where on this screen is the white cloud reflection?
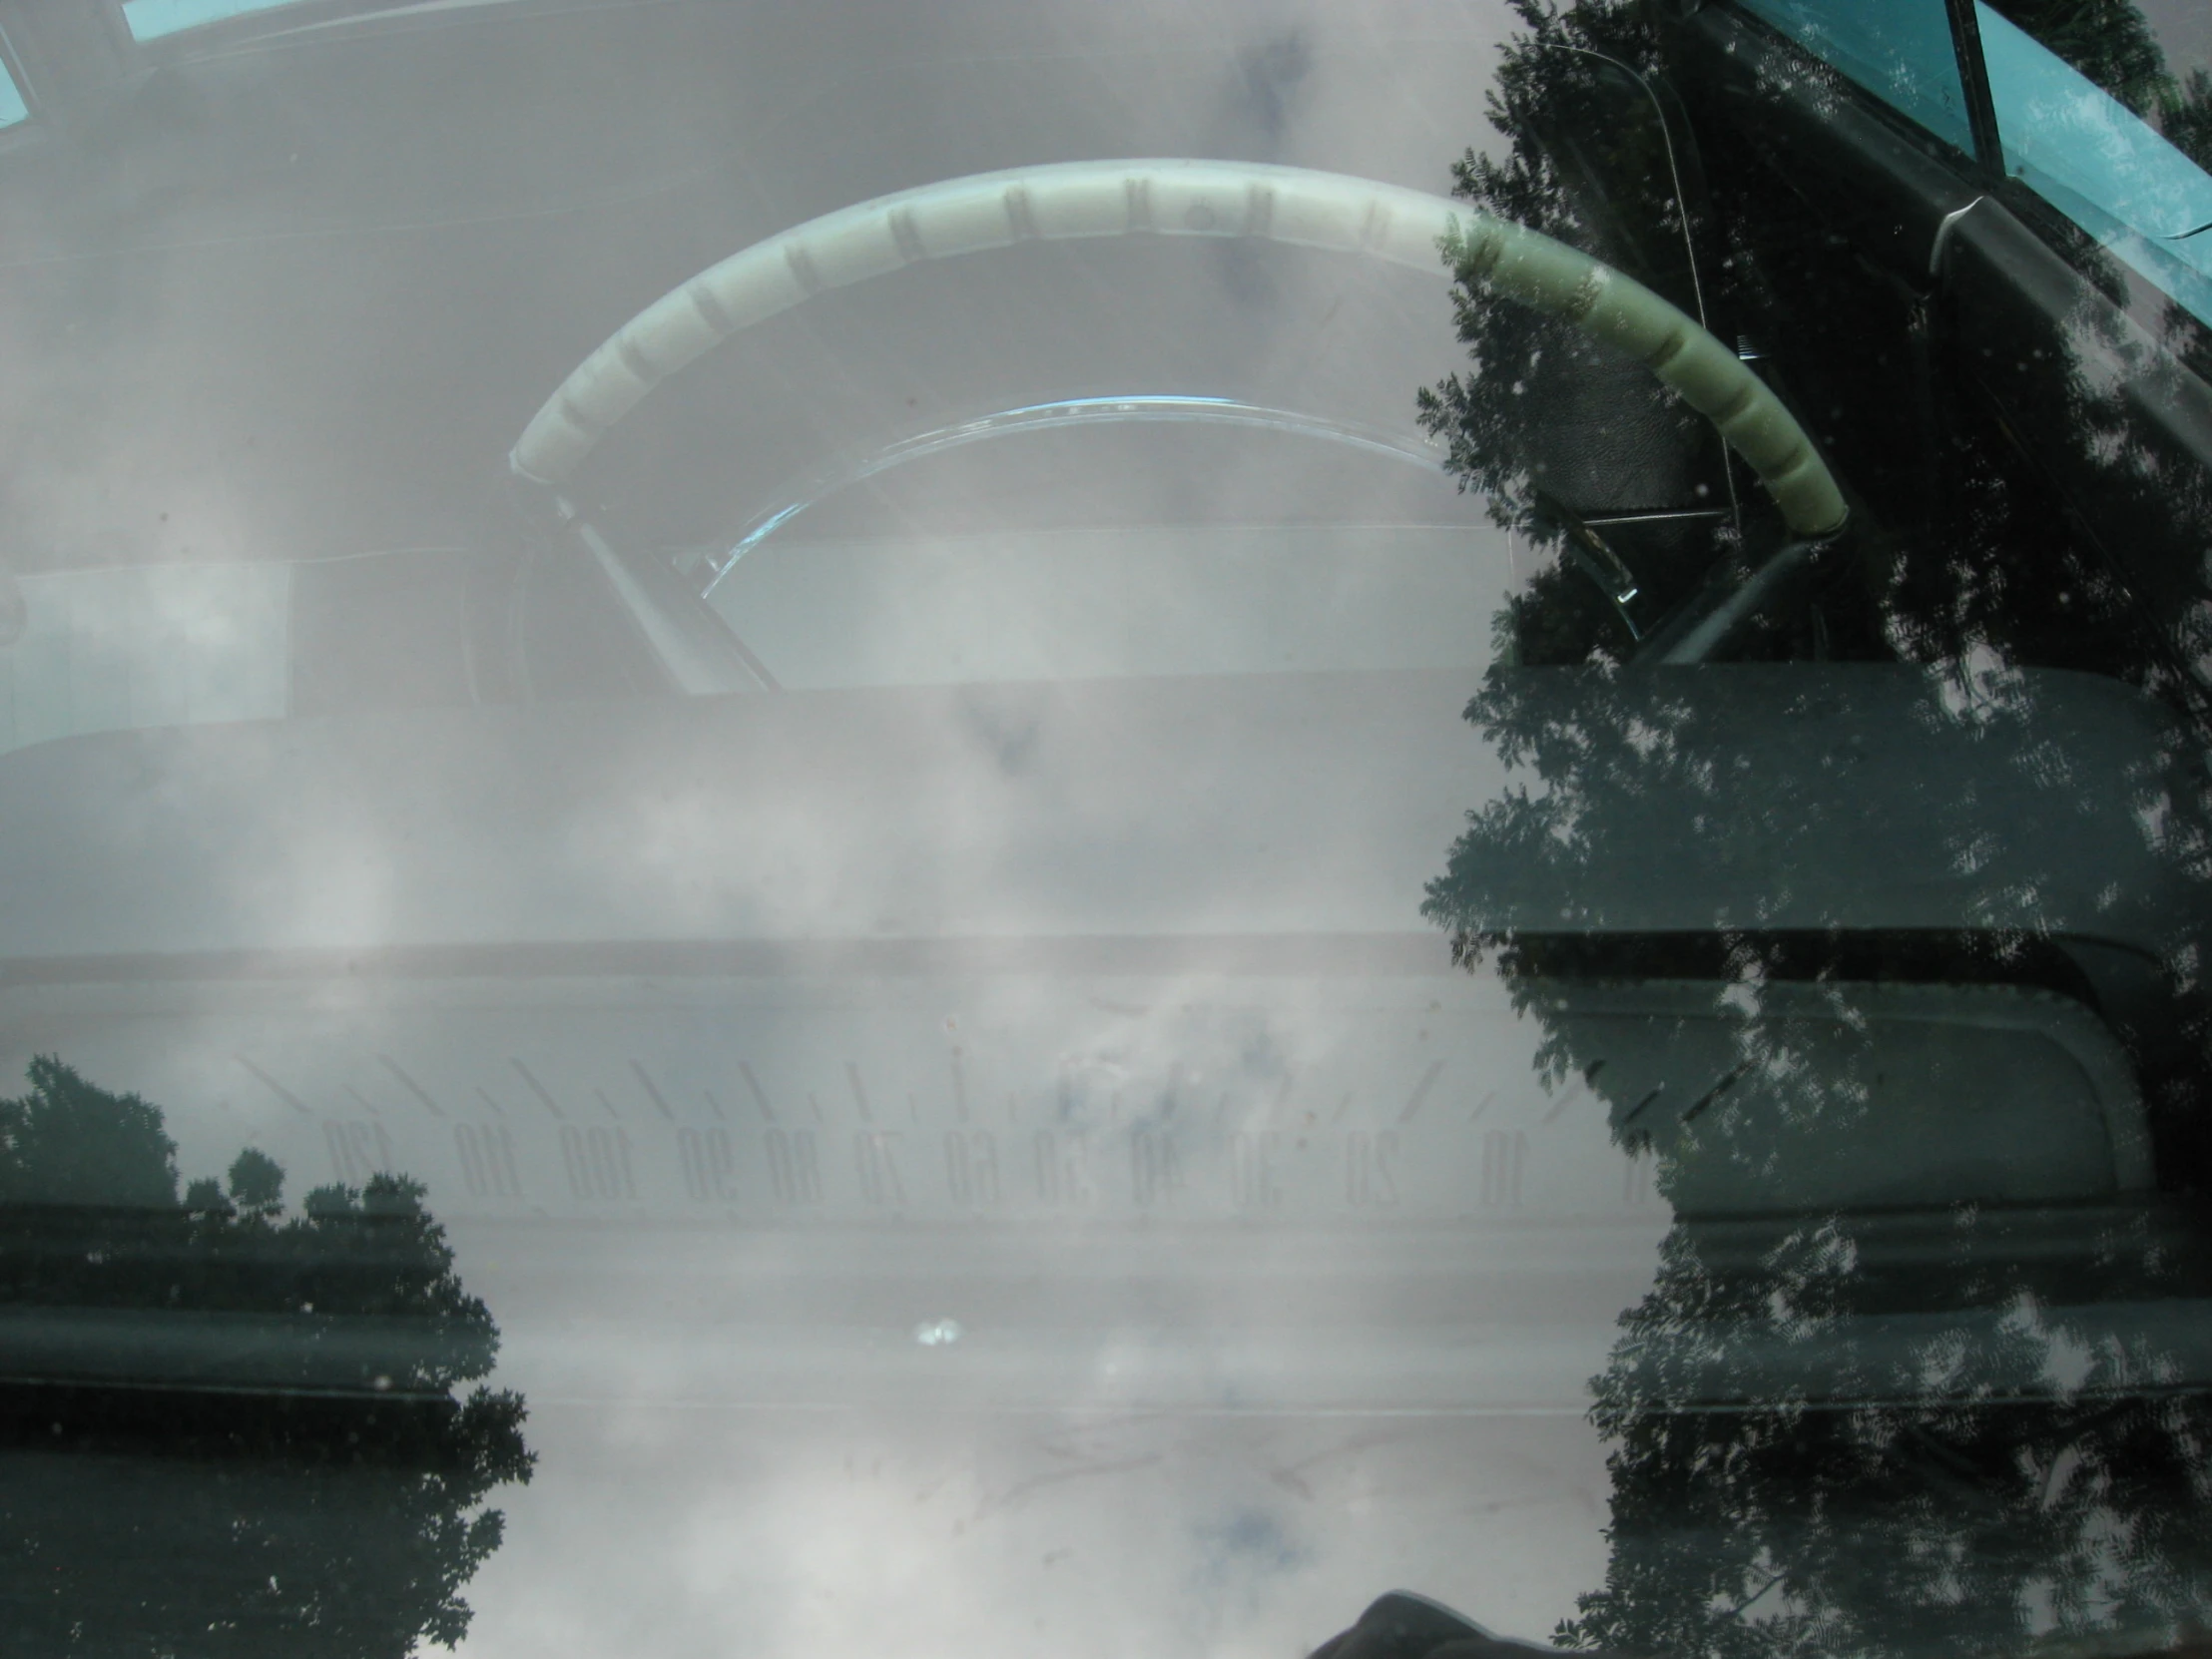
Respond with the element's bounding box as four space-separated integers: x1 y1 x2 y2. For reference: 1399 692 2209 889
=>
454 1398 1613 1659
0 1 1653 1652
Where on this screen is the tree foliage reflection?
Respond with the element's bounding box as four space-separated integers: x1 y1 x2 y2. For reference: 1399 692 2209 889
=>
1411 2 2212 1653
0 1057 532 1656
1419 664 2212 1654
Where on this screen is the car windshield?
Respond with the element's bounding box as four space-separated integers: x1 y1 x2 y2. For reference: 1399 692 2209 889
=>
4 2 2212 1657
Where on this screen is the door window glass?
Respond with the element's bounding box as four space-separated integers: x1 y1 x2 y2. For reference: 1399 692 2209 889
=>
1736 0 1976 151
1980 1 2212 323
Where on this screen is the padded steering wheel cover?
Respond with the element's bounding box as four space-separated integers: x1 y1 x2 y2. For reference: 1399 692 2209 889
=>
511 159 1847 538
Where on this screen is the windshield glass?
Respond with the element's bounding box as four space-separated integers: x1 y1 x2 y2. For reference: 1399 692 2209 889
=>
3 3 2211 1658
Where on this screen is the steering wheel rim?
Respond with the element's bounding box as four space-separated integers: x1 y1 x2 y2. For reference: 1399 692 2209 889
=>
510 158 1847 539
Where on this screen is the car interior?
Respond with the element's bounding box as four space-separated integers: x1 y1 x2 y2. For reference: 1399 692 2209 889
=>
3 0 2212 1653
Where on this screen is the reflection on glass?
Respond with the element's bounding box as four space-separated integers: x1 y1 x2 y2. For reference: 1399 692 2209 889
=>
0 563 292 758
1410 672 2212 1652
0 56 25 130
1415 1 1737 664
1981 3 2212 324
1984 0 2212 164
1407 3 2212 1649
704 396 1451 584
121 0 312 43
0 1057 532 1654
1564 1213 2212 1658
9 0 2212 1647
1737 0 1976 152
1417 656 2212 1657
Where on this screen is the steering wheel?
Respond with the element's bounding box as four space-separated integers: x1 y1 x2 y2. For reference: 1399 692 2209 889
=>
509 159 1846 689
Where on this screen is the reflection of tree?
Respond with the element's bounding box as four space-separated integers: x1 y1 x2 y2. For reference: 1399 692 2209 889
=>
1420 660 2212 1655
1414 0 1729 667
0 1055 180 1209
0 1058 532 1656
1414 3 2212 1654
1967 0 2212 729
1423 0 2198 694
1993 0 2169 113
1419 0 2212 1197
1987 1 2212 172
1561 1212 2212 1659
1420 663 2212 980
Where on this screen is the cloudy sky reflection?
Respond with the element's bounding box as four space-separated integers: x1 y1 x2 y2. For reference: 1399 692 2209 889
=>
11 0 2207 1652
